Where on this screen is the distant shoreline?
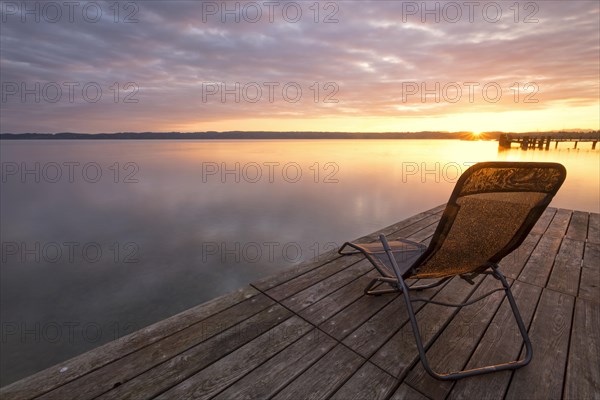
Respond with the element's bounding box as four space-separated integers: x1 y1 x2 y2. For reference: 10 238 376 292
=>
1 131 598 140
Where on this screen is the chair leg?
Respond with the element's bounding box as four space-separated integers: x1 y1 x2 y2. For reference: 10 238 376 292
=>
409 277 450 291
395 267 533 380
365 276 449 295
364 276 399 295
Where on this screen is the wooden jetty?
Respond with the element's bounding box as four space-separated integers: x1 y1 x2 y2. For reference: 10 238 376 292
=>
499 133 599 150
498 133 599 150
1 205 599 400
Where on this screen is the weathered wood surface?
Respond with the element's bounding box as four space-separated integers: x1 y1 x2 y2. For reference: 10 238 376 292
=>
404 275 508 399
447 281 543 400
563 298 600 400
2 206 598 400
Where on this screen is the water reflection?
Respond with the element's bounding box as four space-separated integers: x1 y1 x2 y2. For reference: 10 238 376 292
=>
0 139 598 385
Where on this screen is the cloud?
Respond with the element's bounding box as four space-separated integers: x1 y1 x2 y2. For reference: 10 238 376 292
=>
1 0 598 132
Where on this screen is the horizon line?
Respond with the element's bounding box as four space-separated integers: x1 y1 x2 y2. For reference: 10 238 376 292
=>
2 129 599 136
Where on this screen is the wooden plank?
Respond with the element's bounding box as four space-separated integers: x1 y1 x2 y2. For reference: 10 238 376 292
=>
212 329 336 400
354 205 443 244
518 234 562 287
370 275 484 378
342 278 448 359
547 238 584 296
321 290 397 341
505 289 575 400
329 362 397 400
389 383 430 400
271 344 364 400
499 233 542 280
281 261 373 312
579 267 600 303
517 208 572 288
401 217 440 243
545 208 572 238
583 241 599 270
404 275 507 399
565 210 589 241
387 212 441 237
43 299 286 400
530 207 557 236
447 281 542 400
393 216 439 246
563 298 600 400
580 242 600 303
424 204 446 215
265 255 363 301
588 212 600 244
0 285 259 400
94 305 290 400
299 273 375 325
343 208 440 252
154 315 313 400
252 249 345 292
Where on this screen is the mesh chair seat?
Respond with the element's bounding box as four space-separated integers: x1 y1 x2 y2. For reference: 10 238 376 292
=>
339 238 426 278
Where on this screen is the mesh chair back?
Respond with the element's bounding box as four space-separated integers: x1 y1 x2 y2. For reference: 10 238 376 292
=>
411 162 566 279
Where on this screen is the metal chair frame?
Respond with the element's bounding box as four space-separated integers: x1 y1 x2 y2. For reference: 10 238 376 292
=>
381 234 532 380
337 162 566 380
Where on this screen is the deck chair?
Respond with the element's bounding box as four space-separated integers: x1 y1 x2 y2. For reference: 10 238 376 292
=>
338 161 566 380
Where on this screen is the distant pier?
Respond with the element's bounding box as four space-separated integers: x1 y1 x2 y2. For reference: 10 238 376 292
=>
499 132 599 150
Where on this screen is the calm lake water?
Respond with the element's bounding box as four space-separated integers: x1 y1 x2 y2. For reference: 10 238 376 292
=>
1 139 598 385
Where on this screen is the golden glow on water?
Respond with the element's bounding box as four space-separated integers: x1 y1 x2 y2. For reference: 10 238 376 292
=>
155 139 599 214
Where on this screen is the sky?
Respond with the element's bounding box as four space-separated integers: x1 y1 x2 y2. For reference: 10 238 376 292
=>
1 0 599 133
